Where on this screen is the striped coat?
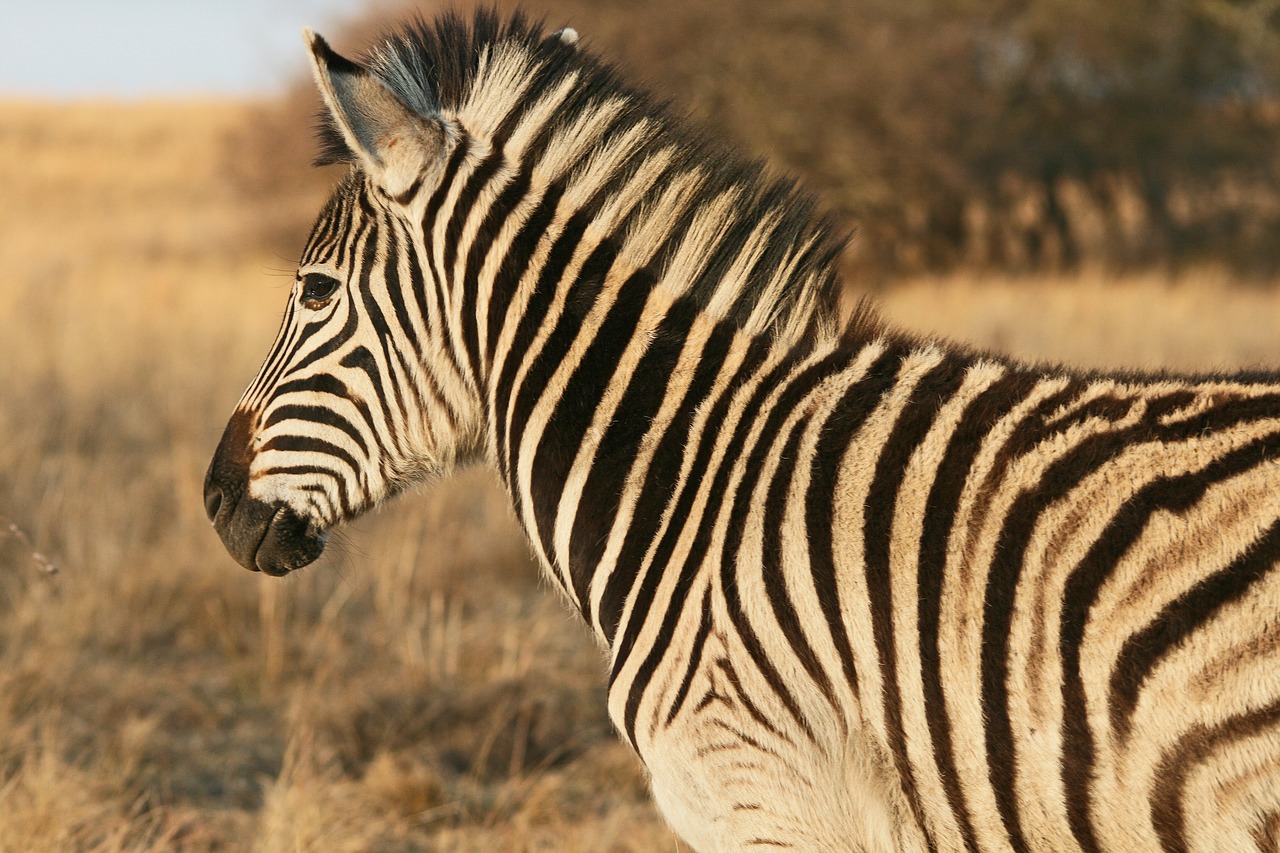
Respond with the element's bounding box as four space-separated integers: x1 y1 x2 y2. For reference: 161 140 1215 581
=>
626 332 1280 851
204 12 1280 851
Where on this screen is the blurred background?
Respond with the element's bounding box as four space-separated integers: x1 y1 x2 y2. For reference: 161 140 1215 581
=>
2 1 1280 850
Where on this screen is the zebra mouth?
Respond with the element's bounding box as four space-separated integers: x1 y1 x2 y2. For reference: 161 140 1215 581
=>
204 409 328 576
253 505 329 576
205 489 327 576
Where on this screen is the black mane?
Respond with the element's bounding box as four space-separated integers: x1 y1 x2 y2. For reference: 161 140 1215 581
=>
315 8 851 345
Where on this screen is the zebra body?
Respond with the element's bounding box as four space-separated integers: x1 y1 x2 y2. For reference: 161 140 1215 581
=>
204 12 1280 851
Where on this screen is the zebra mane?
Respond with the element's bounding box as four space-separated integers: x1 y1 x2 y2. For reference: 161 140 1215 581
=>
316 8 851 346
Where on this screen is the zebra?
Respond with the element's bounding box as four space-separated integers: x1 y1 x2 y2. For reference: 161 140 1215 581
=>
203 11 1280 852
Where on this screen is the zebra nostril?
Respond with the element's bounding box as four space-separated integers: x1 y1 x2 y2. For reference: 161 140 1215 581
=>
206 409 258 526
203 483 224 524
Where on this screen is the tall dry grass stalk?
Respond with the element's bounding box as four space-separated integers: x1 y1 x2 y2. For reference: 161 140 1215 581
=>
2 98 1279 850
0 516 57 575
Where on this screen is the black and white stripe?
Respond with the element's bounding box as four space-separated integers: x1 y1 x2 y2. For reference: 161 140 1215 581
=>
205 11 1280 851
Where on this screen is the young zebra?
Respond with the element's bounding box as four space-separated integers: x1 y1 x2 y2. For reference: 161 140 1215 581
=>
204 11 1280 852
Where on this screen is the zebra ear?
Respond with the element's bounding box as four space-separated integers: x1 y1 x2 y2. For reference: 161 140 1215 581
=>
303 28 447 197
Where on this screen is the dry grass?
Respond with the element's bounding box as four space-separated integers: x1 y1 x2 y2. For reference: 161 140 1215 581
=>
0 100 673 852
2 98 1280 851
876 268 1280 374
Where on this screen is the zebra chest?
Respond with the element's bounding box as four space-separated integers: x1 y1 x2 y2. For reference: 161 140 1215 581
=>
607 593 923 852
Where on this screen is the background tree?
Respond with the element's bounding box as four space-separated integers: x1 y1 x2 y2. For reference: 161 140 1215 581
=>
235 0 1280 276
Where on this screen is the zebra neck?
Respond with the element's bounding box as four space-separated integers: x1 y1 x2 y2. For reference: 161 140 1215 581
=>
488 272 768 639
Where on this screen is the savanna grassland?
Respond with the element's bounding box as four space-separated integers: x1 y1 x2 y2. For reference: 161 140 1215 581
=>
2 95 1280 853
0 100 670 852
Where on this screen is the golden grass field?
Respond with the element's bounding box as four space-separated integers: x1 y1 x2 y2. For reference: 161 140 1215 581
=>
3 99 1280 852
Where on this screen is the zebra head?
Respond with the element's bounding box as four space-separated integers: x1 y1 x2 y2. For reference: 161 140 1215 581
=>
204 31 481 574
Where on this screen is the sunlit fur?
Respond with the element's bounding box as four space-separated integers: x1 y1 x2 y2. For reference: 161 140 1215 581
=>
213 11 1280 852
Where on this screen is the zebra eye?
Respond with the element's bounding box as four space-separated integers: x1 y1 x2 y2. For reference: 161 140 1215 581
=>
300 272 341 307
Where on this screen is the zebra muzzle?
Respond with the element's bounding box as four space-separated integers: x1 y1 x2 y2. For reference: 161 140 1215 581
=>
204 412 327 575
252 504 327 576
204 480 327 576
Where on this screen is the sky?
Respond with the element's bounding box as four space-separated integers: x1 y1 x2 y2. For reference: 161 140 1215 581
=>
1 0 374 97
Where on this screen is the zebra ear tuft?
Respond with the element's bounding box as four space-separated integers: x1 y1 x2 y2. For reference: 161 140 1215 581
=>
303 28 447 197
